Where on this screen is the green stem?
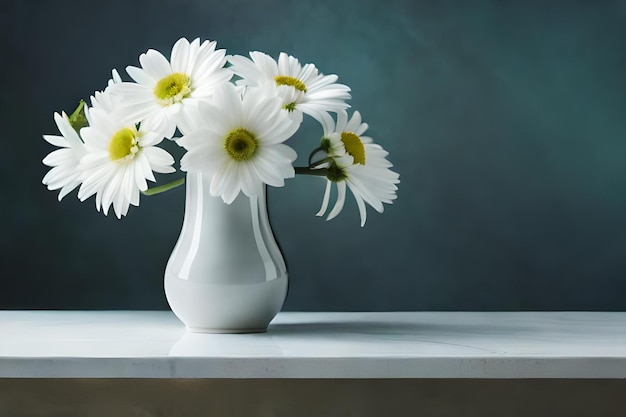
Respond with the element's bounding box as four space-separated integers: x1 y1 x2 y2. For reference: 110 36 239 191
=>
308 146 325 166
294 167 329 177
68 99 88 133
309 157 333 169
142 177 186 196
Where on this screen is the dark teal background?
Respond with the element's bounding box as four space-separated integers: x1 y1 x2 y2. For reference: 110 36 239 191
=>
1 0 625 310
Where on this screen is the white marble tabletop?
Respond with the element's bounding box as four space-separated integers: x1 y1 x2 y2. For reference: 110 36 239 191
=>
0 311 625 379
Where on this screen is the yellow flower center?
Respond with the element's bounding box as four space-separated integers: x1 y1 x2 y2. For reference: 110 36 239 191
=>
274 75 307 93
341 132 366 165
153 72 192 106
282 102 297 112
108 128 139 161
224 128 257 161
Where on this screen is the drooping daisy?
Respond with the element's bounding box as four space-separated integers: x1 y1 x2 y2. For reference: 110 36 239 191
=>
109 37 232 138
77 101 175 218
178 83 299 204
228 51 351 123
315 111 400 227
42 112 87 200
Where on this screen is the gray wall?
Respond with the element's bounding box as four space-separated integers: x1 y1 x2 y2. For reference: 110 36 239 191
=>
1 0 625 310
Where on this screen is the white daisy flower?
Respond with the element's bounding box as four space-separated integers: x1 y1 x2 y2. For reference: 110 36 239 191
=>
228 51 351 123
77 104 176 218
178 83 299 204
109 37 232 138
89 88 121 115
315 111 400 227
107 68 122 87
42 69 125 201
90 69 123 113
42 112 87 200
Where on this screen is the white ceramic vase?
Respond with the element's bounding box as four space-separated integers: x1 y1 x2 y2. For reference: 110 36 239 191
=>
164 172 288 333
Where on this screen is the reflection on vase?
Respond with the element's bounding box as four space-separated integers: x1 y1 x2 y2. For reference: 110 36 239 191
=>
164 172 288 333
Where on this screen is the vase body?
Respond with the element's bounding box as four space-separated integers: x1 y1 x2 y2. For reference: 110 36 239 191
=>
164 172 288 333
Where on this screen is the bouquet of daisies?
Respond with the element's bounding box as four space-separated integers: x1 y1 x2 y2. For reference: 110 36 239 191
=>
42 38 399 226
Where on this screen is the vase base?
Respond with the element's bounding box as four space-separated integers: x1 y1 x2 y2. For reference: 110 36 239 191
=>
186 326 267 334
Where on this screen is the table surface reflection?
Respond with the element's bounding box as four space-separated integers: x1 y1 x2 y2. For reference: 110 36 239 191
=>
1 311 625 378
